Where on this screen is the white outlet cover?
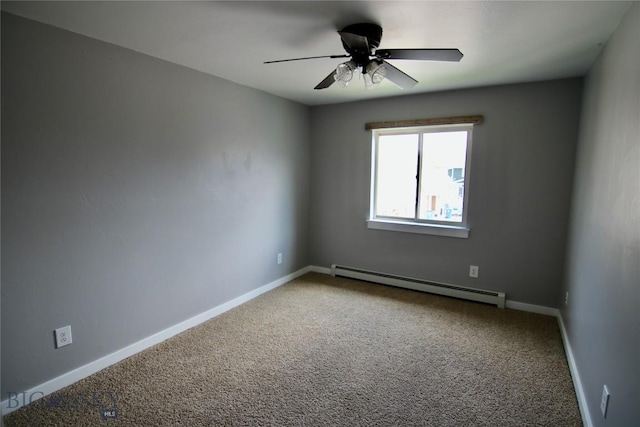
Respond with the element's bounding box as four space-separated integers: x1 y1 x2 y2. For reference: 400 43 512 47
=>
55 325 73 348
469 265 479 278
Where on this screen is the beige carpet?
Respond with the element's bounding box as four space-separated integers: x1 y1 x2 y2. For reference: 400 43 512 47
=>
5 273 582 426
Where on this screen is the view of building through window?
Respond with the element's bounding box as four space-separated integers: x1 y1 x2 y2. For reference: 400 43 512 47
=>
418 131 468 222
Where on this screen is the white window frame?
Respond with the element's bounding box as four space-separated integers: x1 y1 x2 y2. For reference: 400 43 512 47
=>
367 123 474 238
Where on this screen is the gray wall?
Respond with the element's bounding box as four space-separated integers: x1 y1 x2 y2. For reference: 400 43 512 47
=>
1 13 310 396
4 6 637 423
310 79 583 307
561 3 639 426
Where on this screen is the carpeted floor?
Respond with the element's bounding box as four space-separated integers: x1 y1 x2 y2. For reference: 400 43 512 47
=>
4 273 582 426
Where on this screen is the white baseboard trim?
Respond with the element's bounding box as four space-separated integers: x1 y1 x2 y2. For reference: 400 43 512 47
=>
308 265 332 275
557 313 593 427
505 300 559 317
1 266 311 416
2 266 588 427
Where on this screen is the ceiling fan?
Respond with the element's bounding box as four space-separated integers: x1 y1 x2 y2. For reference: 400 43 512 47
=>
264 23 463 90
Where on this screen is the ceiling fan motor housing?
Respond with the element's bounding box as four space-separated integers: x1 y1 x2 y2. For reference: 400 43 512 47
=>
340 23 383 61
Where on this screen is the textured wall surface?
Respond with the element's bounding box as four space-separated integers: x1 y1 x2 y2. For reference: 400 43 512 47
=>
1 12 310 396
561 3 639 426
310 79 582 307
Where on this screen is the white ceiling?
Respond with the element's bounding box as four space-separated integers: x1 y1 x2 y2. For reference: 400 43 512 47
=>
2 1 632 106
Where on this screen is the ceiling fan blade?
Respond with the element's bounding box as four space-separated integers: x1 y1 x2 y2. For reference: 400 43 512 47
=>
314 69 337 90
376 48 463 62
338 31 370 54
264 54 349 64
381 60 418 90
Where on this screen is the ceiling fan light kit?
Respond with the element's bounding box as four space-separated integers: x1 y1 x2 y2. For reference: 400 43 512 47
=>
334 60 357 87
264 23 463 91
364 60 387 88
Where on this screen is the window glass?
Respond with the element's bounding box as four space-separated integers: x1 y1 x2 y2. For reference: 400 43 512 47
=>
418 131 468 222
376 134 419 219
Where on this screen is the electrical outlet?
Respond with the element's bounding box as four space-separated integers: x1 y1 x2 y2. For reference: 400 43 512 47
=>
55 325 72 348
469 265 479 278
600 385 610 418
565 291 569 306
277 253 283 265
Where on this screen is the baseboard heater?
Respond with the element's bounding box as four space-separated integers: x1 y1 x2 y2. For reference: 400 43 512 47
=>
331 264 506 308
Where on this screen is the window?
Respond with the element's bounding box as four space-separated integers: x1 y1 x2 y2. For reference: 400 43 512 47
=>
368 123 474 238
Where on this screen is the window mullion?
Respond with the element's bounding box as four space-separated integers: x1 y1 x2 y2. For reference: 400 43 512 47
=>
415 133 423 220
372 133 380 219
